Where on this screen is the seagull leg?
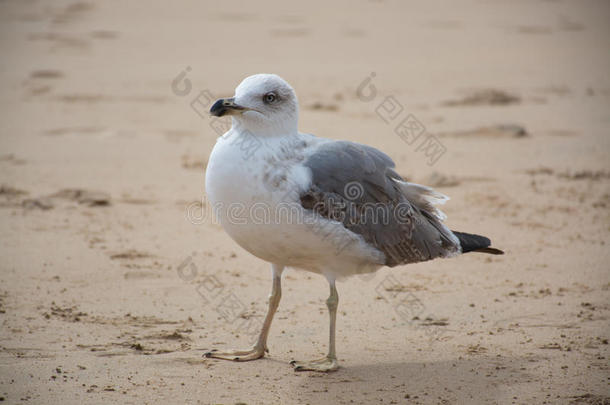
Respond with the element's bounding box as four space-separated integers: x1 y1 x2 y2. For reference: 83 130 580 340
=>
291 281 339 372
204 264 283 362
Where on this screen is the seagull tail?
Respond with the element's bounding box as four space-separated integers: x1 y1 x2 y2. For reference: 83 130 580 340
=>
452 231 504 255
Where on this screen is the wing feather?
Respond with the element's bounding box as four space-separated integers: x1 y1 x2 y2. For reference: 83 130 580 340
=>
300 140 460 266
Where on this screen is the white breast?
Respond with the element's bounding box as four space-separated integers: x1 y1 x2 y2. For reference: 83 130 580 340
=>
205 131 384 277
206 132 309 258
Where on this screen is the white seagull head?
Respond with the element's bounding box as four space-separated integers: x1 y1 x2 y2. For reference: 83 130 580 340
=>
210 74 299 136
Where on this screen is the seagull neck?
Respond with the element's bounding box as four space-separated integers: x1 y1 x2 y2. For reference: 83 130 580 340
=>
231 117 298 138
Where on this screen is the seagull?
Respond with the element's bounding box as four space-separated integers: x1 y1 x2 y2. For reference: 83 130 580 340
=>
203 74 503 372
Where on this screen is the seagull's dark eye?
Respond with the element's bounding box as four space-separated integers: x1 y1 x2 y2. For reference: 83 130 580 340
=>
263 92 278 104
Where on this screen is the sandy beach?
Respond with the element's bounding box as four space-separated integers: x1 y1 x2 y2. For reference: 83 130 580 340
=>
0 0 609 404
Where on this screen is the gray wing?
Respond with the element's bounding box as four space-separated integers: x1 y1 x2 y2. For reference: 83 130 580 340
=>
300 140 459 266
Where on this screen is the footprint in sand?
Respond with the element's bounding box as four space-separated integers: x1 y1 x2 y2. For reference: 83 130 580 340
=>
442 89 521 107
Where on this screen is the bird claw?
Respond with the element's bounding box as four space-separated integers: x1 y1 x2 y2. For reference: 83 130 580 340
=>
291 356 339 372
203 347 265 362
203 349 217 357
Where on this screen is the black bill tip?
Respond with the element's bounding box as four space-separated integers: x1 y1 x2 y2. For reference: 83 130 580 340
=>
210 99 227 117
210 97 245 117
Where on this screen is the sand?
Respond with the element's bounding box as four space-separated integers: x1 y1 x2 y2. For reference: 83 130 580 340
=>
0 0 609 404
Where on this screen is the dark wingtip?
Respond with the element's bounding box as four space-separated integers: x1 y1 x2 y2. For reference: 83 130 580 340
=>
473 247 504 255
452 231 503 254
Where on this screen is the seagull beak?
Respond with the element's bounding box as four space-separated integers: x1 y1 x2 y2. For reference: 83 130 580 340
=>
209 98 247 117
